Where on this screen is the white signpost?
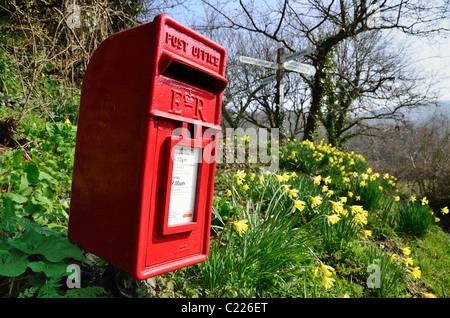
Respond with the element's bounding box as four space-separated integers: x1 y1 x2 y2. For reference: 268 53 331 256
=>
284 60 316 76
281 46 314 63
239 46 315 130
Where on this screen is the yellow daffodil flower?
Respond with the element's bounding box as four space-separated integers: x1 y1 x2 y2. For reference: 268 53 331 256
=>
363 230 372 237
350 205 364 214
354 213 367 225
421 197 429 205
320 262 335 277
403 257 414 266
313 175 322 185
243 184 249 191
232 220 249 235
311 267 319 279
441 206 449 214
410 267 421 279
282 184 291 193
310 195 323 207
390 254 398 261
401 247 411 255
322 275 335 289
293 200 306 211
394 196 400 202
326 214 341 224
423 292 437 298
288 189 299 197
410 196 416 203
235 170 246 180
329 201 344 213
227 190 232 196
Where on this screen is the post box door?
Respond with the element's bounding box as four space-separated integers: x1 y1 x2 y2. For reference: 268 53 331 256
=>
144 119 214 269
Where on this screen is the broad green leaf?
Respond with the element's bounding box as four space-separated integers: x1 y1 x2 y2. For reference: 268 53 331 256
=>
29 261 69 278
12 150 24 167
4 192 27 204
0 242 29 277
9 228 84 262
25 164 40 184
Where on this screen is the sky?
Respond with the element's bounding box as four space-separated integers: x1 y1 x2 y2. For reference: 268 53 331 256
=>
163 2 450 102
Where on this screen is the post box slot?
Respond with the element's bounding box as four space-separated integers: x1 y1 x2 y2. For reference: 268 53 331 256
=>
160 56 227 94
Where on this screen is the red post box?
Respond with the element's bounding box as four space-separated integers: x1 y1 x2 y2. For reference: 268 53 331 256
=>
68 14 227 280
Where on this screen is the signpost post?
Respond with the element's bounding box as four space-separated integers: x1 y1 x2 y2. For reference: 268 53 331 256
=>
239 46 315 133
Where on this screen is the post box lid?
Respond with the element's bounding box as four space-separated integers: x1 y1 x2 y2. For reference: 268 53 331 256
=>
149 14 228 129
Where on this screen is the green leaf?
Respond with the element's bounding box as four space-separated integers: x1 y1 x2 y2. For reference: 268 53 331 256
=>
4 192 27 204
8 227 85 262
29 261 69 278
3 196 15 220
25 164 40 184
12 150 24 167
0 242 29 277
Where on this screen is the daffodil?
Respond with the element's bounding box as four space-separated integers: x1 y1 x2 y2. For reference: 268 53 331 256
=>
320 262 335 277
310 195 323 207
394 196 400 202
311 267 320 279
313 175 322 185
339 196 347 203
293 200 306 212
363 230 372 237
232 220 249 235
227 190 232 196
390 254 398 261
235 170 246 180
410 267 421 279
354 213 367 225
288 188 299 197
350 205 364 214
282 184 291 193
403 257 414 266
423 292 437 298
322 275 335 289
410 196 416 203
441 206 449 215
326 214 341 224
274 174 288 182
421 197 429 205
401 247 411 255
243 184 249 191
329 201 344 213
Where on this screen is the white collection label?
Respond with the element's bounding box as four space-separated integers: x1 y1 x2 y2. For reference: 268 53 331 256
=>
168 145 201 226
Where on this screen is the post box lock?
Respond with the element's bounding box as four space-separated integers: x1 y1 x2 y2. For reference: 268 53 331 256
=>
68 14 227 280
